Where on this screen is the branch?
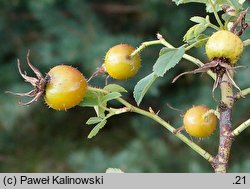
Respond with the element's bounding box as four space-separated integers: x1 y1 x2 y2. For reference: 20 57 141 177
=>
131 33 216 80
157 34 216 80
88 86 214 162
235 87 250 99
185 37 209 51
231 118 250 137
208 0 224 28
182 54 216 80
130 40 161 57
212 72 235 173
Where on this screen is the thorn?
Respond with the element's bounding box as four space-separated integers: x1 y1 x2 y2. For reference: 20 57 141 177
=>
173 125 184 134
149 107 155 114
149 107 160 115
156 33 163 40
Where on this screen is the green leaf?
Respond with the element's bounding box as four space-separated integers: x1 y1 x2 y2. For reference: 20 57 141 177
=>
190 16 207 24
183 24 207 42
101 92 122 103
183 25 198 42
173 0 243 12
194 23 207 36
172 0 208 5
229 0 243 10
94 105 106 118
194 34 209 48
106 168 124 173
222 13 236 23
238 0 246 4
159 47 172 56
86 117 103 125
78 90 100 107
133 73 158 106
153 47 185 77
78 89 109 118
88 119 107 139
103 84 127 93
79 97 99 107
205 15 210 23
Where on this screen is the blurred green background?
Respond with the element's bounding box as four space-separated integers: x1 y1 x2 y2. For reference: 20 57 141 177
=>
1 0 250 173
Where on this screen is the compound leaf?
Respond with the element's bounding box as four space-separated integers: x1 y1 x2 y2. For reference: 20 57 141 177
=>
78 90 100 107
184 23 207 42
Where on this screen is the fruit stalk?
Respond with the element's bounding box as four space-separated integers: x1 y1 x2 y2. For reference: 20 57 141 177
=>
211 72 235 173
232 118 250 136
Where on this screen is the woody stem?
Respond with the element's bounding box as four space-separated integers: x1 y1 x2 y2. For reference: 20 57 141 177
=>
211 71 235 173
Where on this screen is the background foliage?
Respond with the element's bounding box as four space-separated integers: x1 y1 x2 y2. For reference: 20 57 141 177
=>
0 0 250 172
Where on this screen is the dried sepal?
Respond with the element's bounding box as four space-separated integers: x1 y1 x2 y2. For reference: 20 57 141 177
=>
172 58 245 99
5 51 48 106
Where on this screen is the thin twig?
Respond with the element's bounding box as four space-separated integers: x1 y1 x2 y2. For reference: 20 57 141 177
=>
235 87 250 99
131 33 216 80
208 0 224 28
231 118 250 137
87 86 214 162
